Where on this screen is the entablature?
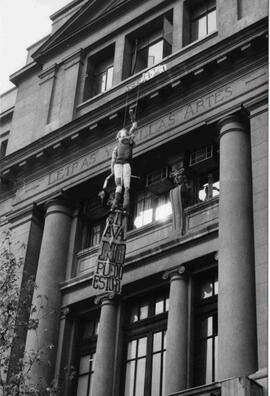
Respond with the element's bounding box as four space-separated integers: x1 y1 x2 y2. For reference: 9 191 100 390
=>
0 19 267 205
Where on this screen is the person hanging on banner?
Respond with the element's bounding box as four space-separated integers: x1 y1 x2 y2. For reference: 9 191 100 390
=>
111 108 137 211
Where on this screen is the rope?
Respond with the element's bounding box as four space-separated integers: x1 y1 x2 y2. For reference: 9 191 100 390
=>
123 87 129 128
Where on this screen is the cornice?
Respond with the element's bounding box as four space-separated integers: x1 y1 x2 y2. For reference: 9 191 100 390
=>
0 19 267 180
9 61 41 86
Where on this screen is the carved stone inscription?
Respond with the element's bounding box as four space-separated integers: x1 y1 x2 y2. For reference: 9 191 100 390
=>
13 66 267 206
47 85 233 187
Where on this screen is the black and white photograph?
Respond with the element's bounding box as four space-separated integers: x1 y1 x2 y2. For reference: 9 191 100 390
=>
0 0 268 395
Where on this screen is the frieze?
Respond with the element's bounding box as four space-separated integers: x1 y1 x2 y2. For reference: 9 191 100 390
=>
13 66 267 208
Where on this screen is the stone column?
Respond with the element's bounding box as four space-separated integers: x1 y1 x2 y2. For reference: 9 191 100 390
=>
91 294 117 396
24 199 73 386
218 115 257 380
163 266 188 395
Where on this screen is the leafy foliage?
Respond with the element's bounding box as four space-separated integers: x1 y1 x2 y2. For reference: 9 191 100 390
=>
0 228 76 395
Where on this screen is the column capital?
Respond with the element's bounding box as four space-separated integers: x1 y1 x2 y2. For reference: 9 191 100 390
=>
60 306 70 320
94 292 116 306
217 114 247 139
45 198 74 218
162 265 187 281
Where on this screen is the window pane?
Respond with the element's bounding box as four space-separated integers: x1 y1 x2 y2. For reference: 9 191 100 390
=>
148 40 163 67
165 298 169 312
77 374 89 395
155 299 164 315
100 72 107 92
212 181 220 197
127 340 137 360
91 352 96 371
198 15 207 39
153 331 162 352
208 9 216 33
135 358 146 396
214 280 218 295
200 317 213 338
140 304 149 320
124 361 135 396
106 66 113 90
130 306 139 323
163 331 167 349
138 337 147 357
151 353 161 396
214 336 218 381
134 208 153 228
162 351 166 396
155 202 172 221
205 339 213 383
200 280 213 299
79 355 90 375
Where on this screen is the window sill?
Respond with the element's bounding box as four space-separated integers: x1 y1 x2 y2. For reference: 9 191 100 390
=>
182 30 218 52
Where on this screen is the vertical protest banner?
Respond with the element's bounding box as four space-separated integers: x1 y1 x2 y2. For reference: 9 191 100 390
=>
92 211 127 294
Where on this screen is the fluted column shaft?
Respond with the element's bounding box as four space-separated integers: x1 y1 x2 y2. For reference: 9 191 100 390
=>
91 297 117 396
165 267 188 395
25 199 73 386
218 115 257 379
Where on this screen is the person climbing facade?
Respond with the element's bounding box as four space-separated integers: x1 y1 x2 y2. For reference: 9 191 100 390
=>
111 108 137 211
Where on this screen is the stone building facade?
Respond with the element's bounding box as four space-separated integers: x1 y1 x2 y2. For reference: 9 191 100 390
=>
0 0 268 395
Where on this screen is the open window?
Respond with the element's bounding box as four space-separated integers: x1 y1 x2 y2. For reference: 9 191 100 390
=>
129 166 173 230
188 144 219 203
123 11 173 78
83 44 115 101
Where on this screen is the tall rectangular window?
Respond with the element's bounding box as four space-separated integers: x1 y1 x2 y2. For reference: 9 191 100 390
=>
75 316 99 396
190 0 216 42
83 44 115 101
123 292 168 396
194 271 218 386
127 12 173 77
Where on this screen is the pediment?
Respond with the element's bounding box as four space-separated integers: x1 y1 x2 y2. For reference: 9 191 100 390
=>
32 0 128 60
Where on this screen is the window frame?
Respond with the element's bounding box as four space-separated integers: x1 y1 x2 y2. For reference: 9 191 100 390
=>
74 314 100 396
193 270 218 386
130 190 172 231
190 0 217 42
121 291 169 396
82 44 115 101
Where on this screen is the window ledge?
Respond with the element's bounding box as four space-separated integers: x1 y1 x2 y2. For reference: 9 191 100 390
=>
181 30 218 53
77 30 218 111
127 216 172 239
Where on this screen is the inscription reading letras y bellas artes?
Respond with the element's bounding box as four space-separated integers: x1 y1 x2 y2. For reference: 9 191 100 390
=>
92 211 127 294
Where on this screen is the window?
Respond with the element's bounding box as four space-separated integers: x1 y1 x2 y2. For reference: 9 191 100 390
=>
83 44 115 100
87 221 105 248
126 13 173 77
0 139 8 159
190 0 216 42
75 316 99 396
123 292 169 396
194 272 218 386
131 191 172 229
183 0 216 45
198 172 220 201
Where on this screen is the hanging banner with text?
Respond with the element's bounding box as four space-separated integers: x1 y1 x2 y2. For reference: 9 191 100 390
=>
92 211 127 294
